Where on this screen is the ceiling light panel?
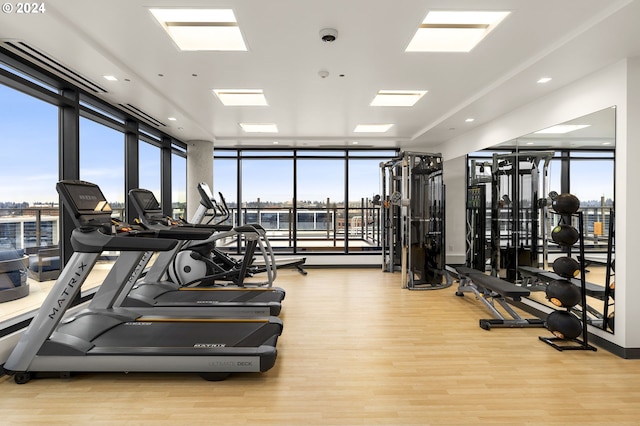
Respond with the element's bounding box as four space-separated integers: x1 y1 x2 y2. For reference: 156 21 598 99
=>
406 11 510 52
149 8 247 51
370 90 427 107
213 89 268 106
354 124 394 133
534 124 591 134
240 123 278 133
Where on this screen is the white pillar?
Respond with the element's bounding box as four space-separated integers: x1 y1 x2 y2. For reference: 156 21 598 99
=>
186 140 214 221
443 155 467 265
621 57 640 348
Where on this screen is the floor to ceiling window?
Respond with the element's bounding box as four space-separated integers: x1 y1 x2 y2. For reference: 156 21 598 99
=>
0 75 60 323
213 148 397 254
79 117 125 210
0 83 58 250
347 151 392 251
296 152 345 251
241 152 293 248
171 148 186 219
212 151 238 227
139 139 162 202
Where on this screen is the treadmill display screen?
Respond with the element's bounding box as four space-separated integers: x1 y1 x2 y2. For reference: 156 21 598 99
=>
62 182 111 214
131 190 161 212
197 183 215 209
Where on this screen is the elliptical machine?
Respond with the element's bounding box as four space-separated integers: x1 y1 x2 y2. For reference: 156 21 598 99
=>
129 185 277 288
168 182 277 286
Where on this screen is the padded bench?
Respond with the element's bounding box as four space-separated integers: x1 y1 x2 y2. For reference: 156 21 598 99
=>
455 266 544 330
0 249 29 303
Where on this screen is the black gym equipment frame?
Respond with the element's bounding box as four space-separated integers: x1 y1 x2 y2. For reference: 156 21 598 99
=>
490 151 553 282
381 152 451 290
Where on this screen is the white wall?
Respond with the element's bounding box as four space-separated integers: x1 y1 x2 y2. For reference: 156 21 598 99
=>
621 57 640 348
433 60 630 348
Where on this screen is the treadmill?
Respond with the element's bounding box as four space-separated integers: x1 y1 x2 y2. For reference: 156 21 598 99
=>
2 180 283 383
115 188 285 317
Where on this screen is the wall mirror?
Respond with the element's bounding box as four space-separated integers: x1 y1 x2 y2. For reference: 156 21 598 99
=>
467 107 616 333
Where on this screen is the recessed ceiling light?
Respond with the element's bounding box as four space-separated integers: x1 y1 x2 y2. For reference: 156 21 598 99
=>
239 123 278 133
354 124 394 133
370 90 427 106
534 124 591 134
537 77 552 84
213 89 268 106
103 75 118 81
465 118 475 122
168 117 177 121
352 141 359 145
602 142 612 146
149 8 247 51
273 141 279 144
406 11 510 52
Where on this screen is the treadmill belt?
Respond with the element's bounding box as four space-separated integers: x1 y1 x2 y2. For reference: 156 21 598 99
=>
92 321 280 348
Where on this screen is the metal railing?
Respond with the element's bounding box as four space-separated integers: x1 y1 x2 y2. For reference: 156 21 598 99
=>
209 201 381 251
0 202 382 253
0 207 125 250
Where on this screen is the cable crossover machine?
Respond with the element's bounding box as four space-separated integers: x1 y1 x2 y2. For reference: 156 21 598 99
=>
380 152 451 290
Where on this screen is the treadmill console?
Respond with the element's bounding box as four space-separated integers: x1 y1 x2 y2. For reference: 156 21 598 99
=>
57 180 149 236
197 182 216 210
57 180 114 228
128 188 177 226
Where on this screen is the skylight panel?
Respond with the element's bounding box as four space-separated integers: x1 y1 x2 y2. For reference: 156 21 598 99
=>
370 90 427 107
406 11 510 52
240 123 279 133
149 8 247 51
213 89 268 106
354 124 394 133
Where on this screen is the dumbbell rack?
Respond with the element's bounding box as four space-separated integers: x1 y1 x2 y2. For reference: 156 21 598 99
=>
539 211 597 351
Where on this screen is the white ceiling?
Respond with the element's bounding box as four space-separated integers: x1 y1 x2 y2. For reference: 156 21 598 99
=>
1 0 639 149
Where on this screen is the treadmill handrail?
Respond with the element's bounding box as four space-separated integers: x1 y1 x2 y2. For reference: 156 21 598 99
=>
71 228 179 253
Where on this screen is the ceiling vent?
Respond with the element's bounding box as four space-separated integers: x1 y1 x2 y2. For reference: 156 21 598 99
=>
1 39 108 94
118 103 166 128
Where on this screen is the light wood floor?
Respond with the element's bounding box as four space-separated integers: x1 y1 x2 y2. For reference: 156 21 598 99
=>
1 268 639 425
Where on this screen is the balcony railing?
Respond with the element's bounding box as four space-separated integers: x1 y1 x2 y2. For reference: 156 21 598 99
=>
1 204 381 253
0 207 125 250
209 203 381 251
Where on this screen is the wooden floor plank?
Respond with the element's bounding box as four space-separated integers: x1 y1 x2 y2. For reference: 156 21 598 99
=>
1 268 638 425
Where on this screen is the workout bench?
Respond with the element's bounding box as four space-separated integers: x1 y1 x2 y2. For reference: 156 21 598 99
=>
455 266 544 330
518 265 606 300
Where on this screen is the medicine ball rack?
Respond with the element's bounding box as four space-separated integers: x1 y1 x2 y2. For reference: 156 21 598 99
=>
539 208 597 352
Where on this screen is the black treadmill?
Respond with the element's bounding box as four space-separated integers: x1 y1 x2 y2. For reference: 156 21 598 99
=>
115 188 285 317
2 180 282 383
